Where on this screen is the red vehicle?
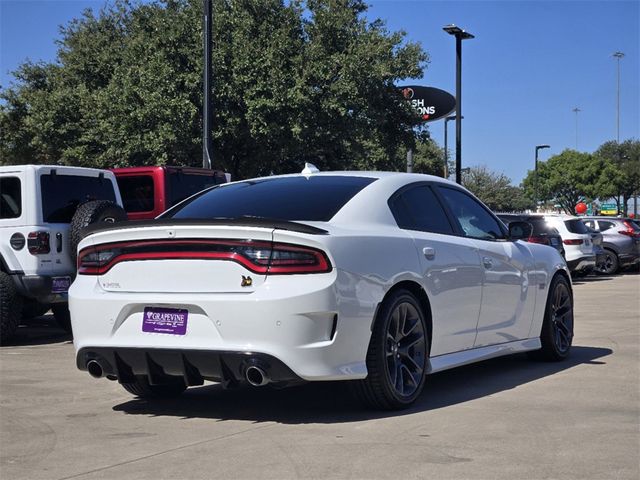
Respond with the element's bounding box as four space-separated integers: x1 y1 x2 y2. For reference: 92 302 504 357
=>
112 166 228 220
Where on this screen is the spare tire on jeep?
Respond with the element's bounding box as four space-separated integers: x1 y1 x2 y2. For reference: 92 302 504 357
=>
69 200 128 264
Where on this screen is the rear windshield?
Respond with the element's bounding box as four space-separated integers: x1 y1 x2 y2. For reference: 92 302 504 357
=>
164 176 376 222
564 218 589 234
40 173 117 223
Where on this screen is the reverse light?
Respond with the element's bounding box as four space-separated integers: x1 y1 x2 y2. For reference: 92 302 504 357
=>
77 239 332 276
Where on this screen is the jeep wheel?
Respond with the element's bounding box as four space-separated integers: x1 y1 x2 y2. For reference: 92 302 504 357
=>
0 272 22 343
69 200 127 264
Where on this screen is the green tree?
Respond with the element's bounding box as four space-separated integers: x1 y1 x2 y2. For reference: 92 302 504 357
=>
595 139 640 215
0 0 428 179
521 149 619 214
462 165 533 212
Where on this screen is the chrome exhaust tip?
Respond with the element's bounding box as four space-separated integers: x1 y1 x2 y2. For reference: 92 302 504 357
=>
245 365 270 387
87 360 104 379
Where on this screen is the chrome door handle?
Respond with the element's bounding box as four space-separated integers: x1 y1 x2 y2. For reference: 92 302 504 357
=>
423 247 436 260
482 257 493 269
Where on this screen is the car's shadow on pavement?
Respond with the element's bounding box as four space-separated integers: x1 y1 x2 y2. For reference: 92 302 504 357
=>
0 314 72 347
112 345 612 424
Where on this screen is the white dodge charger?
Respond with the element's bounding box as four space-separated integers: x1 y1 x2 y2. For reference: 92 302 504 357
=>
69 171 573 409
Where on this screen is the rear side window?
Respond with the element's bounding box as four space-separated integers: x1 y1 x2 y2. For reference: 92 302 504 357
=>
40 173 117 223
117 176 155 213
437 186 506 240
597 220 615 231
564 219 589 234
390 185 454 234
0 177 21 219
168 172 221 206
164 176 376 221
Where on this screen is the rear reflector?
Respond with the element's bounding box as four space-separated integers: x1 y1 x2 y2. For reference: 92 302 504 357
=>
77 239 332 275
28 231 51 255
563 239 583 245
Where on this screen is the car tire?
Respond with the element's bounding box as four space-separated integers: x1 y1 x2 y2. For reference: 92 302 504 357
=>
121 375 187 399
22 300 50 320
597 249 619 275
0 272 22 343
533 274 574 361
51 304 72 333
351 289 429 410
69 200 128 264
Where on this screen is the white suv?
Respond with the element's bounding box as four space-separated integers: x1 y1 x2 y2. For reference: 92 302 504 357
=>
544 214 596 275
0 165 125 342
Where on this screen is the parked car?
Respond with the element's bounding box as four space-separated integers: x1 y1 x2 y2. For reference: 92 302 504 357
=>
112 166 229 220
497 214 565 259
70 170 573 410
581 216 640 274
543 214 596 276
0 165 126 342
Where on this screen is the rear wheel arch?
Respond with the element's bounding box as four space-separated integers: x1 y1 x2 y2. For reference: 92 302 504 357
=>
377 280 433 354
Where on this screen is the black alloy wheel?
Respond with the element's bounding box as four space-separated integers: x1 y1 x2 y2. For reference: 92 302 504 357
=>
535 275 574 361
352 289 429 410
597 249 619 275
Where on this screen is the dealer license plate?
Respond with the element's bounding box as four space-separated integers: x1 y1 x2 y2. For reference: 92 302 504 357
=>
52 276 71 294
142 307 188 335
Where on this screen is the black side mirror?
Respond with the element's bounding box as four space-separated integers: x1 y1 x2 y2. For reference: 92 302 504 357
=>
508 221 532 241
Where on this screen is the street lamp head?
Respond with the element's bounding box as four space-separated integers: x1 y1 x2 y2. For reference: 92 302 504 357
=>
443 24 475 39
536 144 550 150
612 51 625 59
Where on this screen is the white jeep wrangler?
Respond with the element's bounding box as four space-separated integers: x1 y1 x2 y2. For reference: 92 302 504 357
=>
0 165 126 342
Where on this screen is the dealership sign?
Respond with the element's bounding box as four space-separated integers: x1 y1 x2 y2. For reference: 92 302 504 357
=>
399 86 456 122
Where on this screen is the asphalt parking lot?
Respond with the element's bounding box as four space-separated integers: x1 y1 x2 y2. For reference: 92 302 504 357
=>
1 272 638 480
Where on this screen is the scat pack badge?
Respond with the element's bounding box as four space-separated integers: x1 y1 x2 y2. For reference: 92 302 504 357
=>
241 275 253 287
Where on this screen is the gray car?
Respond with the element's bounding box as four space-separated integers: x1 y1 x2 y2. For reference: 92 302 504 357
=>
581 217 640 274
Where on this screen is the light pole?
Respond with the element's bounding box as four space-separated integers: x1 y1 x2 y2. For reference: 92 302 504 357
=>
572 107 581 149
535 145 550 211
444 115 462 179
443 24 474 185
612 51 624 142
202 0 213 169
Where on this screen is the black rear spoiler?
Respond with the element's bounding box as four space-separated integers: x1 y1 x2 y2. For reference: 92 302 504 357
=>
81 217 328 239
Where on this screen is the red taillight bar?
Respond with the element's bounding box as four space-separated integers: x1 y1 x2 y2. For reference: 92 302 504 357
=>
563 239 583 245
77 239 332 276
527 235 550 245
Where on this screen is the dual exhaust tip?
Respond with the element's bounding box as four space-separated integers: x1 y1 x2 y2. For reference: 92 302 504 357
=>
87 359 271 387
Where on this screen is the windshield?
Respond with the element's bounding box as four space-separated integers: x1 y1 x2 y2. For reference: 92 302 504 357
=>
163 176 376 222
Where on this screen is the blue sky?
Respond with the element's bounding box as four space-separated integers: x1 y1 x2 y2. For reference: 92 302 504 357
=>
1 0 638 184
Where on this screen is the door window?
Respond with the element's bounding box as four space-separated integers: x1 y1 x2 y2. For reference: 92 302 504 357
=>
437 187 506 240
0 177 21 219
390 185 454 234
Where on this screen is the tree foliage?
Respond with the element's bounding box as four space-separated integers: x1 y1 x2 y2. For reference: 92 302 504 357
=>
594 139 640 214
521 149 620 214
462 165 533 212
0 0 429 178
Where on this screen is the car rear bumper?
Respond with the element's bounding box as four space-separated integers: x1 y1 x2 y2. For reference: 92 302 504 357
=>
76 347 302 387
566 255 596 272
11 274 70 304
69 272 373 382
